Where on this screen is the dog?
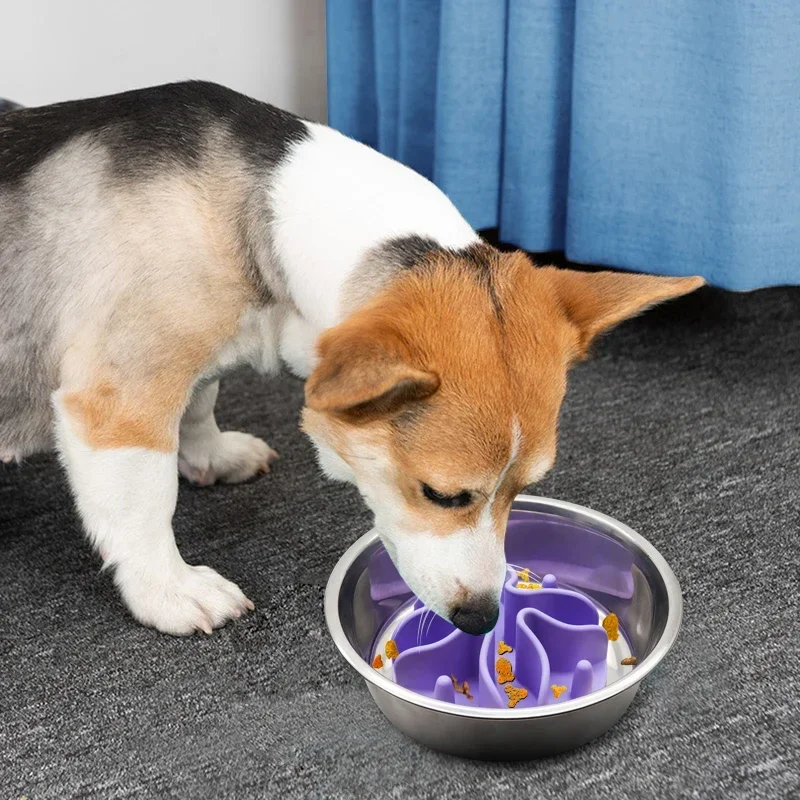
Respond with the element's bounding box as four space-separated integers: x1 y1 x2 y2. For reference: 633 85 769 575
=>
0 81 703 636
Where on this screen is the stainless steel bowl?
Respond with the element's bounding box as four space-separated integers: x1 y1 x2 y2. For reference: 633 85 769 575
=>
325 495 683 760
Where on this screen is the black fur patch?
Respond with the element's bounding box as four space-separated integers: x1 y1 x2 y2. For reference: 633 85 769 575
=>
380 235 443 269
381 236 504 320
457 242 504 320
0 80 310 185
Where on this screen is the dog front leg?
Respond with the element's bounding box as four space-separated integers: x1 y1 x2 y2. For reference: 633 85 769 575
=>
178 380 277 486
53 389 253 635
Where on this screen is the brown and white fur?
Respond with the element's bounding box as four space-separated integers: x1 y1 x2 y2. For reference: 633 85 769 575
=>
0 82 703 635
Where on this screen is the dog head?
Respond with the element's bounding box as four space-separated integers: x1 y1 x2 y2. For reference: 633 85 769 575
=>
303 246 703 634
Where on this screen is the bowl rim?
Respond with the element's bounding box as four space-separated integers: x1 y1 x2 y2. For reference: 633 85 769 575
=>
324 494 683 720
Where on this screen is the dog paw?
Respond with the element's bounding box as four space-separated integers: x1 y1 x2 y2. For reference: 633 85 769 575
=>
179 431 278 486
116 560 254 635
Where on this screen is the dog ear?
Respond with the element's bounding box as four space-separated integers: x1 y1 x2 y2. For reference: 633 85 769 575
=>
305 319 439 418
542 268 705 356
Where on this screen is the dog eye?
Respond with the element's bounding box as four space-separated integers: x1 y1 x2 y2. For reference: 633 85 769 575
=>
421 483 473 509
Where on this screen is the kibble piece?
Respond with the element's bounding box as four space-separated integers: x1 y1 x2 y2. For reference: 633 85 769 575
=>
372 654 383 669
505 685 528 708
621 656 637 666
451 674 474 701
498 641 513 655
385 639 399 659
602 613 620 641
496 657 515 684
516 568 530 582
551 684 567 699
517 582 542 590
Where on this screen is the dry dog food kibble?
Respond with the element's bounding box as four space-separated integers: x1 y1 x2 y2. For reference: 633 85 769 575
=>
551 684 567 699
517 582 542 590
496 657 515 684
497 641 513 655
602 613 620 641
505 685 528 708
385 640 399 659
451 674 474 701
621 656 637 666
372 654 383 669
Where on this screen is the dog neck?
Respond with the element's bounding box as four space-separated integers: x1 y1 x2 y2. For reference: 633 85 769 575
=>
262 122 481 330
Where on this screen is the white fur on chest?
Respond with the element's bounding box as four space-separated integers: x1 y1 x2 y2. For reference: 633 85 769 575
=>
208 305 321 382
268 123 480 330
210 305 283 378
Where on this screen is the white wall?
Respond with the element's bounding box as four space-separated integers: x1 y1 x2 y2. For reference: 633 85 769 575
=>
0 0 327 121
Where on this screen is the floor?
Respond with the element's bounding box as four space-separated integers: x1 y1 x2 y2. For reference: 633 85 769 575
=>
1 280 798 799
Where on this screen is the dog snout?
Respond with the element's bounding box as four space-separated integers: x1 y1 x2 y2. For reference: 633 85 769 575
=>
449 593 499 636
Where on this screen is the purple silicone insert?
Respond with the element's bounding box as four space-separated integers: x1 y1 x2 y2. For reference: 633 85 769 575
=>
370 513 632 709
507 511 634 599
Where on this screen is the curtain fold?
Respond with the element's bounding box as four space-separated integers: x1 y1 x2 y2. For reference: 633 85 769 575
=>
327 0 800 290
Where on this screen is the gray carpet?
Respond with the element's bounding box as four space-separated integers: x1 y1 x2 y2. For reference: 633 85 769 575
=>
2 282 799 799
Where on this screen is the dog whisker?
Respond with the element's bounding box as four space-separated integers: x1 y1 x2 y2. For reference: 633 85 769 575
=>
415 609 426 648
507 562 542 584
424 608 436 640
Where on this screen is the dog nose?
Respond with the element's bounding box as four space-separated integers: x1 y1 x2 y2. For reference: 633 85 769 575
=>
450 595 499 636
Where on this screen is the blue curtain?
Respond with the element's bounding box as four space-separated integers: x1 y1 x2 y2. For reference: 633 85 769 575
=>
326 0 800 291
